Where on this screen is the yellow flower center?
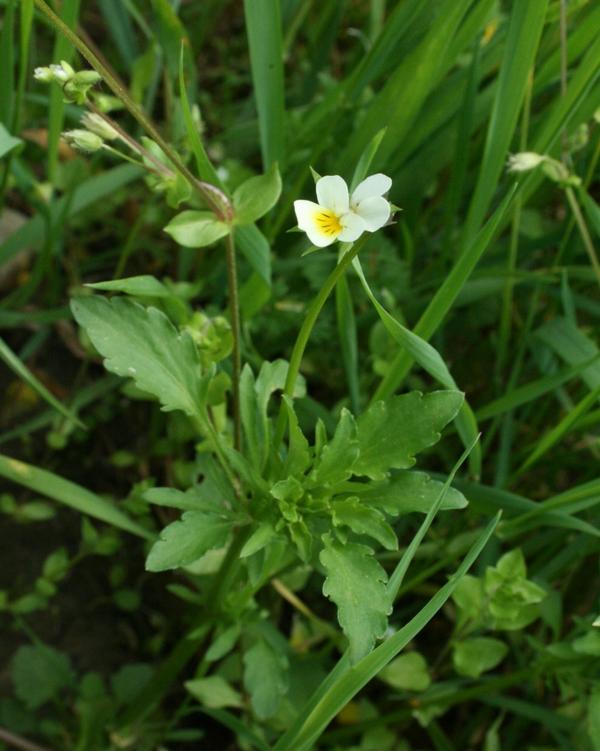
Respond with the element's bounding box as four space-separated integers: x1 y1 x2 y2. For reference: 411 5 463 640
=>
314 209 342 236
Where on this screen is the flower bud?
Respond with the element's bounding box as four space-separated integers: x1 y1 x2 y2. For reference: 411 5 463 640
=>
507 152 545 173
34 66 53 82
62 129 104 153
72 70 102 86
80 112 119 141
49 60 75 83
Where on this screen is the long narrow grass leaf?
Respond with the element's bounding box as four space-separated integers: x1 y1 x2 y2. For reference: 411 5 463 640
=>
0 454 153 539
0 336 85 429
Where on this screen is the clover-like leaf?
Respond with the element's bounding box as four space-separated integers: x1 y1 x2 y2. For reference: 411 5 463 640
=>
71 295 206 417
320 534 391 662
353 391 464 480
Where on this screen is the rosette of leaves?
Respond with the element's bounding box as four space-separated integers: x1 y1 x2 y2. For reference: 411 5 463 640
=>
70 291 468 663
233 363 467 662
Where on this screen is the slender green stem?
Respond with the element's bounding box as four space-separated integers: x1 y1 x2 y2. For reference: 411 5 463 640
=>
225 231 242 452
32 0 231 219
565 186 600 288
273 238 366 449
101 144 148 170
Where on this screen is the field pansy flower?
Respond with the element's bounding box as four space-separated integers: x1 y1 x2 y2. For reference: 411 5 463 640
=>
294 173 392 247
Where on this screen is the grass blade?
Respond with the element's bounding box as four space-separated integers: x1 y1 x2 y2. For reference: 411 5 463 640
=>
373 185 517 402
0 454 153 539
462 0 548 243
0 0 16 127
243 0 285 170
515 384 600 475
0 336 85 429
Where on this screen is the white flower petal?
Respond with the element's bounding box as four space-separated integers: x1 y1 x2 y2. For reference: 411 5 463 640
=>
338 212 366 242
316 175 350 214
353 196 390 232
351 173 392 204
293 200 340 247
294 199 321 230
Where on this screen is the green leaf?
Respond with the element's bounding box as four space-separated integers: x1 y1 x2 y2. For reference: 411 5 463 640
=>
243 638 289 719
463 0 549 242
241 360 304 473
573 629 600 657
237 225 272 287
111 664 153 705
357 470 468 516
332 498 398 551
243 0 285 169
452 575 484 623
0 454 152 539
145 511 233 571
378 651 431 692
11 644 74 709
144 486 227 513
233 162 282 225
86 275 171 297
71 295 205 417
320 534 391 662
311 408 359 486
353 391 464 480
0 123 23 159
206 625 241 662
282 396 311 477
272 514 500 751
164 210 229 247
186 676 243 709
536 317 600 393
0 336 84 429
452 637 508 678
240 523 277 558
588 687 600 751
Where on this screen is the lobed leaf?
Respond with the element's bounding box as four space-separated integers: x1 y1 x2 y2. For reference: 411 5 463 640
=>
145 511 233 571
353 391 464 480
357 470 468 516
320 534 391 663
71 295 206 418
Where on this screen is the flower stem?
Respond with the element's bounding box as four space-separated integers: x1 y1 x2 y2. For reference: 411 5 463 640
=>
273 237 366 449
225 231 242 451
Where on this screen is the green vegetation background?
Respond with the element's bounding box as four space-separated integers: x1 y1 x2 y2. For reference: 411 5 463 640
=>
0 0 599 749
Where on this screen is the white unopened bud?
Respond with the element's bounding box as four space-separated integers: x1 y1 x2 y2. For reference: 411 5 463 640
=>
49 61 74 83
507 152 545 173
62 129 104 153
34 67 53 82
80 112 119 141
